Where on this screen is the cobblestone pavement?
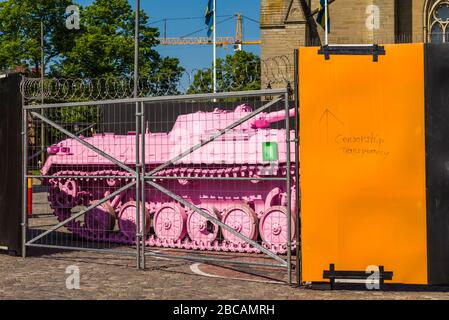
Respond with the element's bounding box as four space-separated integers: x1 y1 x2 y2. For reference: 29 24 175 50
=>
1 247 449 300
3 189 447 300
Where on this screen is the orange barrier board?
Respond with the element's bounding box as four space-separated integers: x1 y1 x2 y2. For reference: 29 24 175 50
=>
299 44 428 284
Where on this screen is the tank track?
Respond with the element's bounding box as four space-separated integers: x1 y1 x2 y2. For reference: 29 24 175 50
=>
45 165 296 255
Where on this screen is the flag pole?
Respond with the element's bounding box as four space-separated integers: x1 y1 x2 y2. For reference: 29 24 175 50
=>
213 0 217 93
324 0 329 45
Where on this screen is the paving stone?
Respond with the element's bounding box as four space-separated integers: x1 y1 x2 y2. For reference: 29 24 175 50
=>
1 248 449 299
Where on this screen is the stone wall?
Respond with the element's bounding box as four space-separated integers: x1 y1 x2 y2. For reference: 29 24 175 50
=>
260 0 428 88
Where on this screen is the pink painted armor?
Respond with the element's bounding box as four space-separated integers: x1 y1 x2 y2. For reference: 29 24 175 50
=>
43 104 297 254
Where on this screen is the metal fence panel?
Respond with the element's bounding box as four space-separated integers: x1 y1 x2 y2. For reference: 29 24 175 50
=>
139 90 297 282
22 89 299 284
24 101 141 264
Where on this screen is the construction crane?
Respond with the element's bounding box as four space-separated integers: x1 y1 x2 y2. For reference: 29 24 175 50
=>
157 13 261 50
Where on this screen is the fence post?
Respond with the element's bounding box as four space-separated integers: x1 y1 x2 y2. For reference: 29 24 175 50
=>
140 101 146 270
294 48 302 287
135 100 142 269
134 0 141 270
285 91 292 286
21 94 28 258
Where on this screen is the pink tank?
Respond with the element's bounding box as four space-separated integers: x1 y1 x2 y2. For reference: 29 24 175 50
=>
43 104 297 254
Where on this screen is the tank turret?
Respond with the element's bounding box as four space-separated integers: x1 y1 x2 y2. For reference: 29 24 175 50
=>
169 104 295 136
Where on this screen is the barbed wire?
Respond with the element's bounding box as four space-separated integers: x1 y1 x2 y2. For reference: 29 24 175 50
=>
261 55 294 88
21 55 293 103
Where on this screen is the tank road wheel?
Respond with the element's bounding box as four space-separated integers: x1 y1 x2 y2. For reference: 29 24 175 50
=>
221 204 258 244
51 179 78 208
84 201 116 234
186 207 220 243
153 203 187 242
259 206 295 248
118 201 151 239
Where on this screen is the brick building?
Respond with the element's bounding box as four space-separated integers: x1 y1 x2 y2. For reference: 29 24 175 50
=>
261 0 449 87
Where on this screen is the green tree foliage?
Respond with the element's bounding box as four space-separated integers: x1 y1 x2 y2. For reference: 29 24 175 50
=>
187 50 261 94
0 0 184 94
0 0 75 74
51 0 184 92
0 0 184 148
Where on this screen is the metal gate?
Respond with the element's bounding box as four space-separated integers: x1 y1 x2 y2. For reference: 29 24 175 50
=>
22 89 299 284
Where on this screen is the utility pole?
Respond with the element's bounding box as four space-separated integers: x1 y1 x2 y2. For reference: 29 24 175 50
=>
40 21 45 165
213 0 217 93
134 0 140 99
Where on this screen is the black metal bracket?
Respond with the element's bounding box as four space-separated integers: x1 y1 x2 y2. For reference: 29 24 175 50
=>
323 264 393 290
318 45 386 62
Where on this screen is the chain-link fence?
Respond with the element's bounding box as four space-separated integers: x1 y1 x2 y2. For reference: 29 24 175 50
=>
23 88 300 285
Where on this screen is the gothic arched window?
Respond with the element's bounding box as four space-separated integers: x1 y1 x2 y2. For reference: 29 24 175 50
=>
429 1 449 43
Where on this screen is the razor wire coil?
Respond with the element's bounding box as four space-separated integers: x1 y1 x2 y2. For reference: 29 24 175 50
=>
21 55 293 103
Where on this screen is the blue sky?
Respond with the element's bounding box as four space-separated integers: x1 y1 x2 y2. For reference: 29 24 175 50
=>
76 0 261 72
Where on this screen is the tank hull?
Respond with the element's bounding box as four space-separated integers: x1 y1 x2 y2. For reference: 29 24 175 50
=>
43 106 297 254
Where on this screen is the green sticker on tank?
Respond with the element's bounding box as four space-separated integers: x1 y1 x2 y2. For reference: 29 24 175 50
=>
262 142 278 161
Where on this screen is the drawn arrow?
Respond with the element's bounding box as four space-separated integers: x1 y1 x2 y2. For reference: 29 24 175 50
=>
319 108 344 143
